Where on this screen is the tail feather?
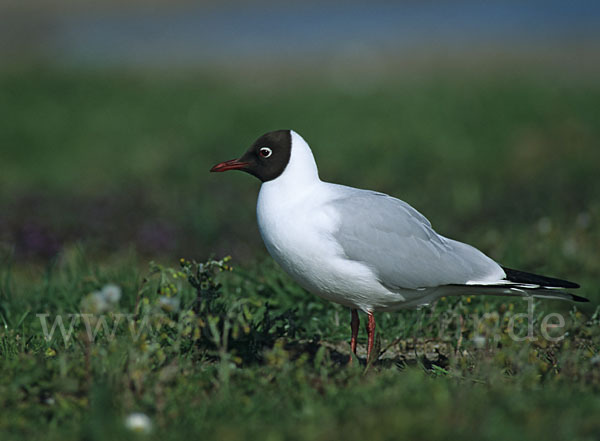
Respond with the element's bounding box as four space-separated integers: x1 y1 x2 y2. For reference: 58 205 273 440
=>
502 266 580 289
445 284 589 303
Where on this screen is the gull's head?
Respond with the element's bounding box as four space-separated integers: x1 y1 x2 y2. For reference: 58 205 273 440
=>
210 130 318 184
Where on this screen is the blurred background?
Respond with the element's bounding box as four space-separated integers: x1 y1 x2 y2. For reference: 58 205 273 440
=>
2 0 600 272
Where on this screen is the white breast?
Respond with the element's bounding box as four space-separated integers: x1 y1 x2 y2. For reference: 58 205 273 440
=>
256 181 406 312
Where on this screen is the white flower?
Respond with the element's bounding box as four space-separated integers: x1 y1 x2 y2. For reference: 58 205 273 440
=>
80 291 109 314
125 412 152 434
159 296 180 312
80 284 121 313
102 284 122 303
472 335 486 349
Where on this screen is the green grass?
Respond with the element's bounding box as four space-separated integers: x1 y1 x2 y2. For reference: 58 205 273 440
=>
1 68 599 440
0 251 598 441
2 68 600 261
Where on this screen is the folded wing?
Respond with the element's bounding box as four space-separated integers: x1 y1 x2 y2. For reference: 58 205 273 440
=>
329 188 506 290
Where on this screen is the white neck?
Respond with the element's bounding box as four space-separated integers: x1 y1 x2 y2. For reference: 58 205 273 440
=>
262 130 320 193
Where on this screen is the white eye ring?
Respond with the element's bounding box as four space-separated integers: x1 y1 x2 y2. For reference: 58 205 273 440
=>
259 147 272 158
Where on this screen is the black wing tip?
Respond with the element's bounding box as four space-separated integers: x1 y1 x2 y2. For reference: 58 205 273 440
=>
502 266 580 289
570 293 590 303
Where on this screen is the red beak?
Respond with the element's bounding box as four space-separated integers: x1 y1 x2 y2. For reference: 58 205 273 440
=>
210 158 250 172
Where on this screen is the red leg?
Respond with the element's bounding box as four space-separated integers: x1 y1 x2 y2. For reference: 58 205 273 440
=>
366 311 376 362
349 309 359 362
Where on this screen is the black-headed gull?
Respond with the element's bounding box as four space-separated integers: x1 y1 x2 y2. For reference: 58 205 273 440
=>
211 130 587 362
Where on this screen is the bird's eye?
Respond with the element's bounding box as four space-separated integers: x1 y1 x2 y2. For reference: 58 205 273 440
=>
259 147 272 158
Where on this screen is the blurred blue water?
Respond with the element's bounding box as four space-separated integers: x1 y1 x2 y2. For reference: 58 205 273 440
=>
27 0 600 67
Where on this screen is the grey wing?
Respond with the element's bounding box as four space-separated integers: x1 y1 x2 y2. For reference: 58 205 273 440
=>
328 188 505 290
